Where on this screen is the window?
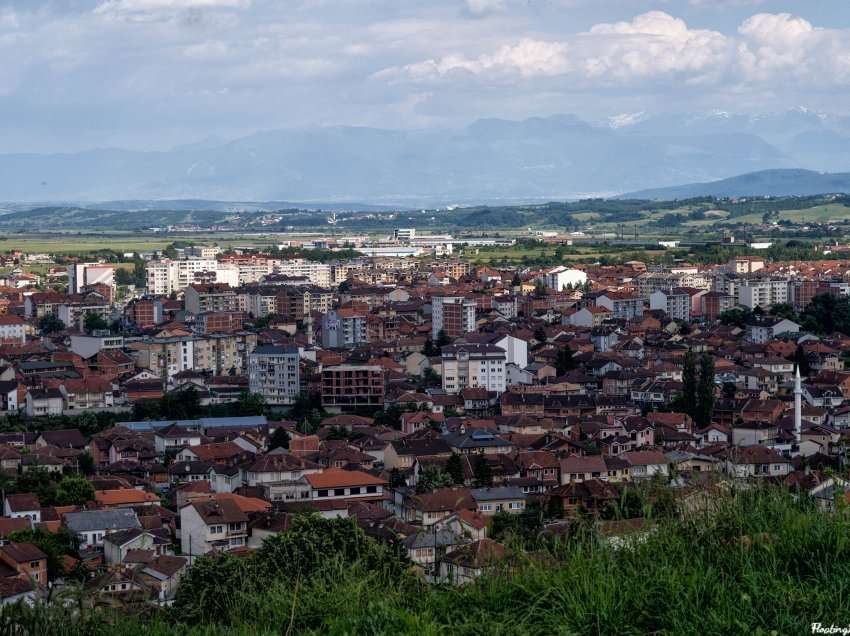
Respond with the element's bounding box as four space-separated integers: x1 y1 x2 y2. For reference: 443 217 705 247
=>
317 489 328 498
510 502 523 510
479 504 493 512
334 488 345 496
349 487 361 495
366 485 377 494
210 525 223 534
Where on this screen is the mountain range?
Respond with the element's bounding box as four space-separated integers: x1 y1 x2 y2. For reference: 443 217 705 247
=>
3 108 850 205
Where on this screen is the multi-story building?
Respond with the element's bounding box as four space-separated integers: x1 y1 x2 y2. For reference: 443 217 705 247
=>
728 256 765 274
180 497 250 557
541 266 587 292
702 292 737 321
145 259 218 295
248 345 300 405
595 292 644 321
184 284 238 316
56 295 112 331
275 286 334 321
68 263 115 295
186 246 222 259
441 344 506 395
321 365 385 410
0 315 28 345
195 312 246 335
321 308 368 349
649 289 691 321
432 295 476 339
273 259 332 287
738 279 789 310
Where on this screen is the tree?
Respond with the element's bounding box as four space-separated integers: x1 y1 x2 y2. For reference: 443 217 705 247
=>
76 451 95 476
83 312 108 333
436 329 451 349
236 391 266 416
38 313 64 334
533 279 547 298
269 427 290 451
792 344 811 377
680 350 697 418
389 468 405 489
719 307 753 328
8 528 80 581
415 466 454 494
422 337 436 357
533 326 547 345
445 453 464 485
255 514 404 581
472 454 493 488
173 551 253 626
54 476 95 506
511 273 522 286
695 352 716 429
770 303 799 323
555 346 576 375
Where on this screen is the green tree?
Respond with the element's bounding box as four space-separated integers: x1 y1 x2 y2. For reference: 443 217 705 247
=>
472 454 493 488
533 279 547 298
555 346 576 375
269 427 290 451
236 391 266 416
422 337 437 357
680 350 697 419
255 514 404 581
8 527 80 581
792 344 811 377
38 313 65 334
719 307 753 328
695 353 716 429
54 476 95 506
83 312 108 333
445 453 464 485
533 326 547 344
173 551 253 626
76 451 95 476
415 466 454 494
436 329 451 349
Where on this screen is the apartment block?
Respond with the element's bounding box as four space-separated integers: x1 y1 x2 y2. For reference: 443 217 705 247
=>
432 295 476 339
248 345 300 405
441 344 506 395
321 365 385 410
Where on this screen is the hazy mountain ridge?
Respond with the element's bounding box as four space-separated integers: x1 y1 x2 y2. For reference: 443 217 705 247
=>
621 169 850 199
2 109 849 205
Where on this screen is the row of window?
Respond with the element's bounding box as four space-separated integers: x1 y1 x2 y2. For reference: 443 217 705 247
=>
315 485 379 497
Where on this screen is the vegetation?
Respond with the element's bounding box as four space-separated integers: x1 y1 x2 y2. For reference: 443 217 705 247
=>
2 486 850 634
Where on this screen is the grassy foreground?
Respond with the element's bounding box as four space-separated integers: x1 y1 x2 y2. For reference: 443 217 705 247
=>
2 485 848 636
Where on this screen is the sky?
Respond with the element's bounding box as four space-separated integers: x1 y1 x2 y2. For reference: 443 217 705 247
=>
2 0 850 153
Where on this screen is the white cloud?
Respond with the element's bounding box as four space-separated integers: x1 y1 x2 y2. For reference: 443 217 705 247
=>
464 0 506 15
379 38 569 80
94 0 250 21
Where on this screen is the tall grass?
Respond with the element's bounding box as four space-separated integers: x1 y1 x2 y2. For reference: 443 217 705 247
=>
1 485 847 635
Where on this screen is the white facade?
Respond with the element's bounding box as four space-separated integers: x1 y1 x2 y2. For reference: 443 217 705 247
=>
248 346 301 405
738 279 789 310
273 259 331 287
441 345 506 394
649 290 691 321
68 263 115 294
541 267 587 292
145 259 218 295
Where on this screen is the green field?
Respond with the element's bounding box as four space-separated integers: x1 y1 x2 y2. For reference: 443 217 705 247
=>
731 204 850 225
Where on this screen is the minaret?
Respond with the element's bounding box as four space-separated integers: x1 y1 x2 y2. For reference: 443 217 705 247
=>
794 365 802 446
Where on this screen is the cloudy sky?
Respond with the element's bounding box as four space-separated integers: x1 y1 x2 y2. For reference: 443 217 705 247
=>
2 0 849 153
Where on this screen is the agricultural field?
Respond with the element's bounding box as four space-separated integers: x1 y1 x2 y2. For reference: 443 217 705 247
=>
731 203 850 225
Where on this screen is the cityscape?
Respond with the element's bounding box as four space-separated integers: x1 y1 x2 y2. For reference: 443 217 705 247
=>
3 0 850 634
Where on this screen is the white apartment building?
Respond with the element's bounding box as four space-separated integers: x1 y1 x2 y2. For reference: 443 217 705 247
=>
441 344 506 394
145 259 218 295
738 279 790 310
248 345 301 405
273 260 332 287
541 266 587 292
68 262 115 294
649 289 691 321
321 309 368 349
